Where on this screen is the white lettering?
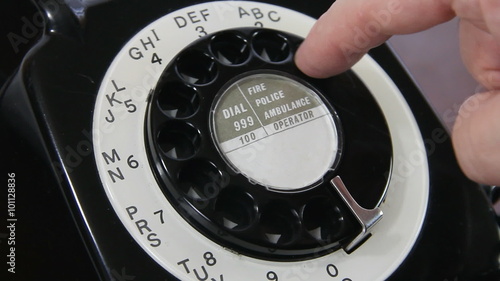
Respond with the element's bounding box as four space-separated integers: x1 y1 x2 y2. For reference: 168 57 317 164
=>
222 103 248 119
264 97 311 119
255 90 285 107
272 110 314 131
247 82 266 95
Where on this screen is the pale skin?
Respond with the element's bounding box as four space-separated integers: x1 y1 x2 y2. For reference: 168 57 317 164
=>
295 0 500 185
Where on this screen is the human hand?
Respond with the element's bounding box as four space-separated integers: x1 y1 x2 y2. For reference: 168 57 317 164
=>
295 0 500 185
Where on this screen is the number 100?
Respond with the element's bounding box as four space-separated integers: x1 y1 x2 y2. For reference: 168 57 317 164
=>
239 132 256 145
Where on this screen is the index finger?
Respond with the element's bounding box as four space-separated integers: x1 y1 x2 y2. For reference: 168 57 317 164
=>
295 0 455 78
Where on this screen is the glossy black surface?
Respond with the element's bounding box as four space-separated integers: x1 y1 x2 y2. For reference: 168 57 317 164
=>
1 0 498 280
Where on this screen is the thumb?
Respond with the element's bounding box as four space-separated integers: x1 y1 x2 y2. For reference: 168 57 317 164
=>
452 91 500 185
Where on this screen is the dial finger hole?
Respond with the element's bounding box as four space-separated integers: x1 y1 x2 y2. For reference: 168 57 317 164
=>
302 198 345 243
214 187 257 231
176 50 217 85
260 201 301 246
210 32 250 66
157 121 201 160
252 31 291 63
157 82 200 119
178 160 224 202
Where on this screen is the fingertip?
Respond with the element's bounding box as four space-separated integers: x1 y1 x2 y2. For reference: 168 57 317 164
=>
452 91 500 186
294 38 364 79
294 43 332 79
480 0 500 41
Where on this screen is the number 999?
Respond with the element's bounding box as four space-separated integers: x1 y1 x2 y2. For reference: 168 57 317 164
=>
234 116 255 131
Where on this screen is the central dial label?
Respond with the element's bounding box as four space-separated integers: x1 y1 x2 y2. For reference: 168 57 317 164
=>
211 73 340 190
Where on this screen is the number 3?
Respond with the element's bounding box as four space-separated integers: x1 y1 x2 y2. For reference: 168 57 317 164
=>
196 26 207 37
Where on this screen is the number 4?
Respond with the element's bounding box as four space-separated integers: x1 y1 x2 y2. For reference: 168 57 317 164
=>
151 53 162 65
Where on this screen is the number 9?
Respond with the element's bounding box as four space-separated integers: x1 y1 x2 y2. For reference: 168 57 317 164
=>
234 121 241 131
267 271 278 281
